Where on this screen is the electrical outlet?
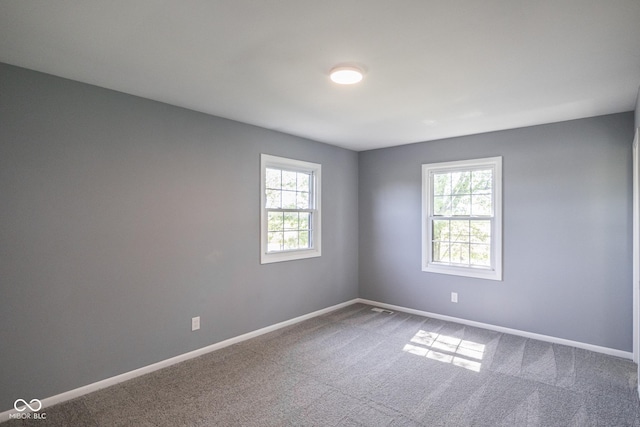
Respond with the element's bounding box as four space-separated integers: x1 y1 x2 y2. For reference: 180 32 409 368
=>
451 292 458 303
191 316 200 331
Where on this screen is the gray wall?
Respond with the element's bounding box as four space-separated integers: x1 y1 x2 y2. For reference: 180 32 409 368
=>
0 63 359 411
359 113 634 351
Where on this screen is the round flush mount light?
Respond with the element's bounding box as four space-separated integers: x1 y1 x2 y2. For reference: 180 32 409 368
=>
329 66 364 85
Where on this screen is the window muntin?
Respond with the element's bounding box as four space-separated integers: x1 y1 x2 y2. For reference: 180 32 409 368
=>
422 157 502 280
261 154 321 264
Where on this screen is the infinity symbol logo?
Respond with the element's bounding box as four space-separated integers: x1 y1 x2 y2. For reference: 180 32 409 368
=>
14 399 42 412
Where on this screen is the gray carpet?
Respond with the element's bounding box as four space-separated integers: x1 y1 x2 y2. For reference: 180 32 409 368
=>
6 303 640 426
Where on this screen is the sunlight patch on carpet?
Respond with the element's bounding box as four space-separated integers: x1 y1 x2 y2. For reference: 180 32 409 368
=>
403 330 485 372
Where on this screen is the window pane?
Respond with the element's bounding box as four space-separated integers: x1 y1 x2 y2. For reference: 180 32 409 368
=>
452 195 471 215
283 231 299 250
297 173 310 191
471 194 492 216
433 242 450 263
281 170 297 190
267 231 284 252
265 189 281 209
297 191 309 209
282 190 297 209
265 168 281 189
434 196 451 216
284 212 299 230
451 171 471 195
433 173 451 196
433 220 450 241
470 244 490 266
267 212 284 231
299 231 310 248
299 212 310 230
450 220 470 243
471 169 492 194
450 243 470 264
470 220 491 244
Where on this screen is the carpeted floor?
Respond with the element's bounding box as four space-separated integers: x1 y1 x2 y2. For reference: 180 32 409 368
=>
6 303 640 426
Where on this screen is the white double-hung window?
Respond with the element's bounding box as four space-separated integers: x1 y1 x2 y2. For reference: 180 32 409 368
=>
422 157 502 280
260 154 321 264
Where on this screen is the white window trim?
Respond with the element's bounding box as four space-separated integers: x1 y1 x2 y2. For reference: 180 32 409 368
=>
260 154 321 264
421 156 502 281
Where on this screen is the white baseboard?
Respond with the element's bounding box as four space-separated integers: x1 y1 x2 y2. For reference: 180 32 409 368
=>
0 299 358 423
356 298 633 360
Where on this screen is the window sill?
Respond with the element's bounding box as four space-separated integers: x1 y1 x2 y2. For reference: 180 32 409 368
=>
261 248 321 264
422 263 502 281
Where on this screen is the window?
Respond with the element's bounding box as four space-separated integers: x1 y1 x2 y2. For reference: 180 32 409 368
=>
422 157 502 280
260 154 321 264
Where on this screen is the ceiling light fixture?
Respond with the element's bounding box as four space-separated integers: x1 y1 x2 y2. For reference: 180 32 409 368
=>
329 66 364 85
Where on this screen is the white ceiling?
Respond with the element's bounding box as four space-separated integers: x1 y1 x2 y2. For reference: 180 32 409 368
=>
1 1 639 151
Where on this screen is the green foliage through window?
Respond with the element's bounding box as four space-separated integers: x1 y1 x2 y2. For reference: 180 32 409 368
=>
265 167 313 252
431 168 493 268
